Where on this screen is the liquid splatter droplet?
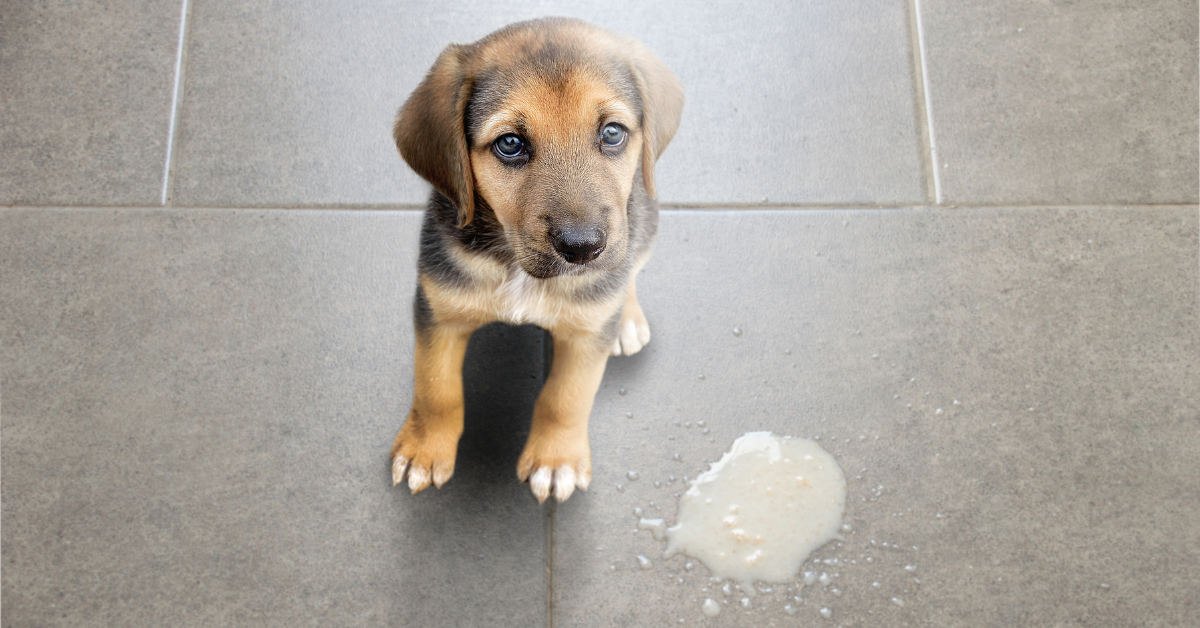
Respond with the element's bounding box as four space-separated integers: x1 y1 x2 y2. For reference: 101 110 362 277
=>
732 327 743 337
701 598 721 617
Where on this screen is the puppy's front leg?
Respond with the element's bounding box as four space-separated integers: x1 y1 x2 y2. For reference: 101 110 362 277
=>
518 330 611 503
391 322 476 493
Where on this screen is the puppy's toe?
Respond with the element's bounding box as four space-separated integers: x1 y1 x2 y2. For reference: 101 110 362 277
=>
618 318 650 356
525 464 589 503
407 465 431 493
390 419 459 494
530 467 554 503
553 465 577 502
391 455 410 486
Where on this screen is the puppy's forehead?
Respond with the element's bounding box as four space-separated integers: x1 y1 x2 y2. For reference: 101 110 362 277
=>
465 27 643 143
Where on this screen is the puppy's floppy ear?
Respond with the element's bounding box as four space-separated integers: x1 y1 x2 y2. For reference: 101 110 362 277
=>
628 44 684 199
394 44 476 227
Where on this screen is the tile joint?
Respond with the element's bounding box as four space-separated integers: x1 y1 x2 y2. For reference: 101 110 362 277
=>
161 0 194 207
909 0 942 205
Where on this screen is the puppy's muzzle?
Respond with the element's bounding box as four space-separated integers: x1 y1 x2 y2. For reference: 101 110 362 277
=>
550 226 607 265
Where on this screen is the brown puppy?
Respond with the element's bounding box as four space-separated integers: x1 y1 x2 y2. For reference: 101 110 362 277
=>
390 18 683 503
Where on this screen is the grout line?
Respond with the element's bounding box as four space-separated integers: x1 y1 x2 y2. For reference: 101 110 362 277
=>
904 0 936 205
545 499 555 628
543 329 555 628
910 0 943 205
160 0 193 207
8 203 1198 212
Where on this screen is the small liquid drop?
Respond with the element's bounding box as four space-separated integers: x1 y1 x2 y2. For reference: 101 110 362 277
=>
732 327 743 337
627 471 640 481
637 555 653 570
891 597 905 607
819 607 832 619
783 604 798 615
619 387 627 396
701 598 721 617
626 412 634 419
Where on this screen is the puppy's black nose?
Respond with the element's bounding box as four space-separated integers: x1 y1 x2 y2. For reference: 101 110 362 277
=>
550 227 607 264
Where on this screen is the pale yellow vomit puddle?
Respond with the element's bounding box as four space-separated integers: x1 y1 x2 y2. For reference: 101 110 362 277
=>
664 432 847 590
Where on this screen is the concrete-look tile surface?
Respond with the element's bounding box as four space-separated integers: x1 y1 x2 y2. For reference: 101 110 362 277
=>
0 209 547 627
919 0 1200 205
553 209 1199 627
172 0 923 207
0 1 180 207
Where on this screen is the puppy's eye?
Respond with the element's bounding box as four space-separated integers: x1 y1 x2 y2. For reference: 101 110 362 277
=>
493 134 526 160
600 123 627 148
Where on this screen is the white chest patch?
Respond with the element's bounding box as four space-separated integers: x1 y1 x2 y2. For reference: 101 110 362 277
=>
498 270 553 326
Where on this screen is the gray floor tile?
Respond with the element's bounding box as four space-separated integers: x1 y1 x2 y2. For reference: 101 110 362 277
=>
172 0 923 207
552 209 1199 627
0 1 180 206
919 0 1200 205
0 209 547 627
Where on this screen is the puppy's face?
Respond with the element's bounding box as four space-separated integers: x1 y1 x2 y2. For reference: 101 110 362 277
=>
395 19 683 279
468 66 642 278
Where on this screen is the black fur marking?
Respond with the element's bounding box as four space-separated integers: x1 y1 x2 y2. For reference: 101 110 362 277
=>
413 282 435 334
417 191 515 290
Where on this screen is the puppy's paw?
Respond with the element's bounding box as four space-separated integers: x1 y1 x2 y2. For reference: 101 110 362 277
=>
390 412 459 494
517 440 592 503
611 300 651 356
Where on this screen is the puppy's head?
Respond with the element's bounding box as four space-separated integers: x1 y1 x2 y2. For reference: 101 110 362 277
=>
395 18 683 278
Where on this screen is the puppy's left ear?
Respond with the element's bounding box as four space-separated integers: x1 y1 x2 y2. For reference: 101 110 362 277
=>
629 44 684 199
394 44 477 227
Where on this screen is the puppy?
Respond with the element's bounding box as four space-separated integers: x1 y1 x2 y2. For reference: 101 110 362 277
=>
389 17 683 503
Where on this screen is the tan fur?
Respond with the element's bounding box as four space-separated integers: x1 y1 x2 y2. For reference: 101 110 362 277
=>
390 324 476 493
390 18 682 502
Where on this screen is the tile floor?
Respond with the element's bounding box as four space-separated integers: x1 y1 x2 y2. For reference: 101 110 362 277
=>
2 1 1197 626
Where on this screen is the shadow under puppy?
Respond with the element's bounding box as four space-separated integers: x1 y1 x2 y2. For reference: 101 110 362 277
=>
389 18 683 503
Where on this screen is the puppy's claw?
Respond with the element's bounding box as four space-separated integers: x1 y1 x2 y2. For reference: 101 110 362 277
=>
576 468 592 491
391 455 409 487
432 463 453 489
408 465 431 494
530 467 554 504
554 465 577 502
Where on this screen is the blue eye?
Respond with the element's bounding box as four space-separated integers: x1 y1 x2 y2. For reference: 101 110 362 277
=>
600 123 626 147
493 134 525 158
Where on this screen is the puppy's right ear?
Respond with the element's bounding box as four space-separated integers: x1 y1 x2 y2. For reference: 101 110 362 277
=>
394 45 476 227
